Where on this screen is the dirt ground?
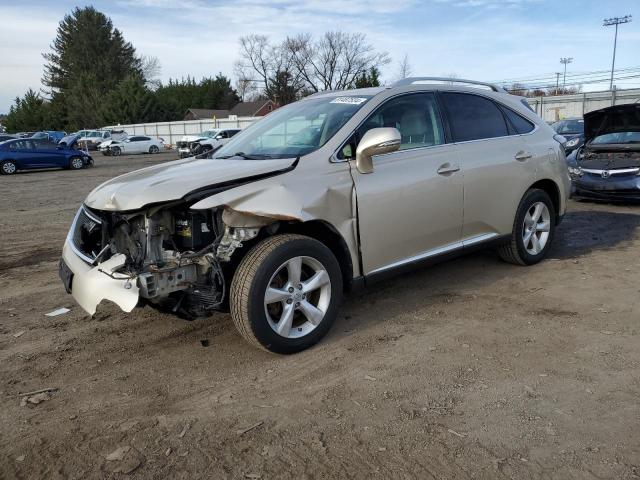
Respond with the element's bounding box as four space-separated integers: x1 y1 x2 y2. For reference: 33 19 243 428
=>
1 151 639 479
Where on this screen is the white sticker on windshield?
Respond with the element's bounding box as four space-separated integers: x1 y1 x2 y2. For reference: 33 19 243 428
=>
330 97 368 105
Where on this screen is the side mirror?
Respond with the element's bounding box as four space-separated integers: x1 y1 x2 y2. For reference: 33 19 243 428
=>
215 135 223 140
355 127 401 174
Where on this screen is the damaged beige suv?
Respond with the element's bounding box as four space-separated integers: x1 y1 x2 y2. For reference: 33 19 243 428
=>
60 78 570 353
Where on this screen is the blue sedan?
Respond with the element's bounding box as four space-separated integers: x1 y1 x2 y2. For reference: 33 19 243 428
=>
0 138 93 175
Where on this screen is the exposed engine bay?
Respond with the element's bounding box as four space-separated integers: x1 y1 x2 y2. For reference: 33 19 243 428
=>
70 204 263 317
577 145 640 170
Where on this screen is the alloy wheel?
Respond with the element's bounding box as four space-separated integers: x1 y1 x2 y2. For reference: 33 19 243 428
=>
2 162 16 174
522 201 551 255
71 158 83 169
263 256 331 339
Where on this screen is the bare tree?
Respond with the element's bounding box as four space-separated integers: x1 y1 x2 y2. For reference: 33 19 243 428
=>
237 34 305 104
237 31 390 102
140 55 162 90
397 53 412 80
285 31 390 92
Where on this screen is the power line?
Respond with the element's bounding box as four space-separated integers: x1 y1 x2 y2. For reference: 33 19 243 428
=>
490 65 640 85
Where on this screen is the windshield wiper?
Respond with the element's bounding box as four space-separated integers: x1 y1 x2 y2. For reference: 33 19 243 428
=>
216 152 272 160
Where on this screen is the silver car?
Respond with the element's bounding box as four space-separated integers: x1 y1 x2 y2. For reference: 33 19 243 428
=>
59 77 570 353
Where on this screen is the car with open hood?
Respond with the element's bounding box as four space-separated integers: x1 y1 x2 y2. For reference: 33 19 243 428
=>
59 77 569 353
567 103 640 201
1 138 92 174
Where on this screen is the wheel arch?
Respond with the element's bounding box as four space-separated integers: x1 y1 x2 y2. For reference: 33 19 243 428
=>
278 220 355 293
528 179 561 224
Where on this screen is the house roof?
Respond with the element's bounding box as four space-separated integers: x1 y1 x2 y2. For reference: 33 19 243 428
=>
184 108 230 120
230 100 274 117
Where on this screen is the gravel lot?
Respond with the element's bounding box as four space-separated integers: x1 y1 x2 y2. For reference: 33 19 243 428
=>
1 151 639 479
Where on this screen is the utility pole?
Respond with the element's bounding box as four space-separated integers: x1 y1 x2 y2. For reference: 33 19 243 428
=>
559 58 573 92
555 72 561 95
603 15 632 91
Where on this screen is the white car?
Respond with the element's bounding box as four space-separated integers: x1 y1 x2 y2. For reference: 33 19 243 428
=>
101 136 163 156
177 130 220 158
191 129 242 155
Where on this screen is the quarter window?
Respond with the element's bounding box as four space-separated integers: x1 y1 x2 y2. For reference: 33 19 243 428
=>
502 107 535 134
441 92 508 142
356 93 444 151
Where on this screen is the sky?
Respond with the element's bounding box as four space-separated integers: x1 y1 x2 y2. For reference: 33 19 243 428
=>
1 0 639 113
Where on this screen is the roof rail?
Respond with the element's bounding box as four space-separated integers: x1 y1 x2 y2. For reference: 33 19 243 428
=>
392 77 506 93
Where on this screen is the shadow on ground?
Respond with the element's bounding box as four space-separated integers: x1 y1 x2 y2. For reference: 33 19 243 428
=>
550 210 640 258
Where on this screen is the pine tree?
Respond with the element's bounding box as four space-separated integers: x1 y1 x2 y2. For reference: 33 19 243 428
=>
354 67 381 88
102 75 160 125
5 90 50 132
42 6 142 96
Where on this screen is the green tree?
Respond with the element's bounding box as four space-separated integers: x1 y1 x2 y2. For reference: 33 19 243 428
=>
354 66 381 88
154 74 239 118
101 75 161 125
5 89 50 132
43 6 142 95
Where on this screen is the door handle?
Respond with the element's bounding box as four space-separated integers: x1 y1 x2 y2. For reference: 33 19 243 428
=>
515 151 533 161
437 163 460 175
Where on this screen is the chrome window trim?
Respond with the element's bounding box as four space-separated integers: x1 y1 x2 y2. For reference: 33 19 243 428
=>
330 89 540 163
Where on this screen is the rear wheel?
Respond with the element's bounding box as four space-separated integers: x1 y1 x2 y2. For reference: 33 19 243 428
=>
1 160 17 175
498 188 556 265
149 145 159 154
111 146 121 156
69 156 84 170
230 234 343 353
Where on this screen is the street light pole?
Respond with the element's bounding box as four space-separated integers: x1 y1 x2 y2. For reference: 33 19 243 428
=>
555 72 561 95
560 58 573 92
603 15 632 91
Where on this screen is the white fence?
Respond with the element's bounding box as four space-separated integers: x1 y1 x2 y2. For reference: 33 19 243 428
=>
526 87 640 122
103 117 259 146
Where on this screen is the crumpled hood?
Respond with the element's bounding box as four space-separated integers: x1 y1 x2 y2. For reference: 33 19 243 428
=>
584 104 640 141
85 157 296 211
180 134 207 143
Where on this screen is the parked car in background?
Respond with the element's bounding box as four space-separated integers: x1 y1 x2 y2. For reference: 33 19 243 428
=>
32 130 67 144
552 118 584 155
99 136 163 156
190 128 241 155
77 130 111 150
0 134 18 143
177 130 220 158
15 132 35 138
59 77 569 353
59 133 81 149
0 138 92 174
567 104 640 201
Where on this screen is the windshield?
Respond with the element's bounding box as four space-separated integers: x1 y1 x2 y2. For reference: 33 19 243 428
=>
31 132 47 139
212 95 372 159
552 119 584 135
592 131 640 144
198 130 218 138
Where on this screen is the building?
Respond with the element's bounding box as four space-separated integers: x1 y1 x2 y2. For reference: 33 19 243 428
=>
183 100 276 121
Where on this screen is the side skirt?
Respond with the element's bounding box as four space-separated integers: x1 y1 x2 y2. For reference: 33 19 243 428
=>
362 234 510 287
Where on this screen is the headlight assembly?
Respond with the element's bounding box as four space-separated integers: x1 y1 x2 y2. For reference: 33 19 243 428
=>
567 166 583 177
565 138 580 148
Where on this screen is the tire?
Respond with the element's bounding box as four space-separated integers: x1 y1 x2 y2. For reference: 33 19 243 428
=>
230 234 343 354
111 146 121 156
498 188 556 266
149 145 159 154
69 156 84 170
1 160 17 175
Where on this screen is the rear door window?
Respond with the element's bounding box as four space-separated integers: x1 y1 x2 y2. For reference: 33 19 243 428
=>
441 92 509 142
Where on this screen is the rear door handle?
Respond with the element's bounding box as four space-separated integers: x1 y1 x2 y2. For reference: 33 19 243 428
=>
437 163 460 175
515 151 533 161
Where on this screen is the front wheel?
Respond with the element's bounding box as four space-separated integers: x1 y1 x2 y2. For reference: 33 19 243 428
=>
1 160 17 175
149 145 159 154
69 156 84 170
111 146 121 156
498 188 556 265
230 234 343 353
